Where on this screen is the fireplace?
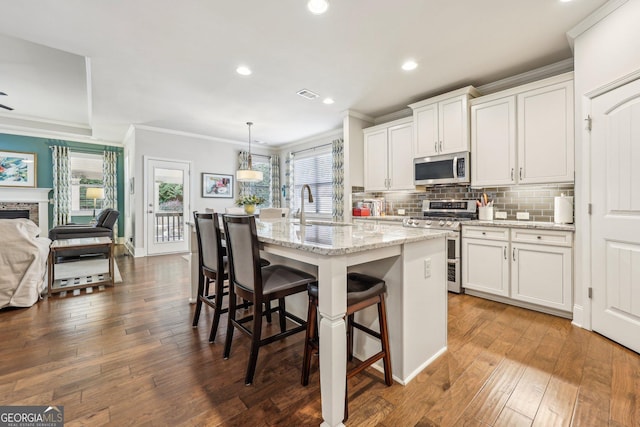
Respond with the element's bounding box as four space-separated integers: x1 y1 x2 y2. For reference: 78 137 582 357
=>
0 209 30 220
0 188 52 236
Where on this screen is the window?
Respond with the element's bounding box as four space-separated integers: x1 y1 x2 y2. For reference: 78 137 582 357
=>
250 155 271 208
69 152 104 215
292 146 332 216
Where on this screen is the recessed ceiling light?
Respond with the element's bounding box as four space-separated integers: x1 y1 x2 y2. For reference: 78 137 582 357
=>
236 65 252 76
323 98 335 105
308 0 329 15
402 60 418 71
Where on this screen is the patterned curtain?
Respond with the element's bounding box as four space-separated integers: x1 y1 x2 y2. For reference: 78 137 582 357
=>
238 151 249 197
331 138 345 221
51 146 71 226
270 155 281 208
285 152 294 209
103 151 118 239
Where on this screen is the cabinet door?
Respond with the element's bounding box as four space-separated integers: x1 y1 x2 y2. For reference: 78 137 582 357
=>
413 103 439 157
364 129 389 191
388 122 415 190
439 95 469 154
462 238 510 297
471 96 516 186
517 80 574 184
511 242 572 312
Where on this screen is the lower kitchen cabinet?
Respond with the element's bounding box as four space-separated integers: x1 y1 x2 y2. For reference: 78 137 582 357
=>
462 225 573 317
462 227 510 297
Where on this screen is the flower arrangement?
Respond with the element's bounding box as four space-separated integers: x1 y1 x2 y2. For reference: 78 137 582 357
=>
235 194 265 206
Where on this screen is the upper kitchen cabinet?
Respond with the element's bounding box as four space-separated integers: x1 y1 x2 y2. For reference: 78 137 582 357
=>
363 117 414 191
471 72 575 187
409 86 480 157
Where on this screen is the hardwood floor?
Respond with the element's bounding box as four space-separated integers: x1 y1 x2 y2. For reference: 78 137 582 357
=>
1 251 639 426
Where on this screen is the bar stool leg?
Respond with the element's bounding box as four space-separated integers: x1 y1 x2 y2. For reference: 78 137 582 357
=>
378 295 393 386
208 275 224 342
301 295 316 386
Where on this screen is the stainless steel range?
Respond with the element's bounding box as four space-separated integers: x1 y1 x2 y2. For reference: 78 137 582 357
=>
403 200 478 293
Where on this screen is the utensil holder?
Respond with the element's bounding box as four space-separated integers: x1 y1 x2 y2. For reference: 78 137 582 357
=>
478 206 494 221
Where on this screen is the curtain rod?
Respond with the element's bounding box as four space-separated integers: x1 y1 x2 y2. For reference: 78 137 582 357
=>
49 145 120 154
292 142 332 156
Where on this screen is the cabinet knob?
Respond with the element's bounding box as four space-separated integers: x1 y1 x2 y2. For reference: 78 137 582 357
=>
537 235 542 239
482 232 486 235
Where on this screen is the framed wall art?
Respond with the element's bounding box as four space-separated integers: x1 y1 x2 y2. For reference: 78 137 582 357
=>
0 151 37 187
202 173 233 198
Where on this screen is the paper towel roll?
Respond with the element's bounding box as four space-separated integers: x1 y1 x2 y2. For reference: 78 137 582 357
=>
554 195 573 224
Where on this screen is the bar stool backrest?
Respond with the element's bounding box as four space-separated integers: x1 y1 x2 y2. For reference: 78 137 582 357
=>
223 215 263 298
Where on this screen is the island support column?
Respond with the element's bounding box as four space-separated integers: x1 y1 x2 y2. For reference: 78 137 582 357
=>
317 256 348 427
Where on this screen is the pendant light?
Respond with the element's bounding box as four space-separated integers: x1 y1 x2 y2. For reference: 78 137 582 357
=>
236 121 264 183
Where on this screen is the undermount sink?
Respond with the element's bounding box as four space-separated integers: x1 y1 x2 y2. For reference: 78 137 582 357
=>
304 220 353 227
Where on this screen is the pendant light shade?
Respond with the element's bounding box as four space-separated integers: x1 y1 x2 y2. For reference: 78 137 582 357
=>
236 121 264 183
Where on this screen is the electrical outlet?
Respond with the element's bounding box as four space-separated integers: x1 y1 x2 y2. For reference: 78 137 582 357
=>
424 258 431 278
495 211 507 220
516 212 530 220
397 209 405 215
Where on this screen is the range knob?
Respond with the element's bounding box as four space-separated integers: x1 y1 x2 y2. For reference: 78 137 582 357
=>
425 220 432 226
439 220 445 227
446 221 453 227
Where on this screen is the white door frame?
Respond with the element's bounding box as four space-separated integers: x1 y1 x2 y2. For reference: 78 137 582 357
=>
144 156 191 256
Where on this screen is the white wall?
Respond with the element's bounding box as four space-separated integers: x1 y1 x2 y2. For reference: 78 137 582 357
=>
572 0 640 327
128 126 273 256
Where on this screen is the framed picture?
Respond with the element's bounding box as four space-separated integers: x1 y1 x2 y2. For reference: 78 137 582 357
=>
202 173 233 198
0 151 37 188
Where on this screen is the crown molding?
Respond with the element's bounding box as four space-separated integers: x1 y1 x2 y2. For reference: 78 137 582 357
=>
341 109 374 122
0 125 121 147
476 59 574 95
276 127 343 152
566 0 629 51
373 108 412 125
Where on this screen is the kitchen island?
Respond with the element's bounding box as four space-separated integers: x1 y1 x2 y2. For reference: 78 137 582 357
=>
254 220 450 427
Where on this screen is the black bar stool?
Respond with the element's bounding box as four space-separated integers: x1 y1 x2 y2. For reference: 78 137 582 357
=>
301 272 393 421
222 214 317 385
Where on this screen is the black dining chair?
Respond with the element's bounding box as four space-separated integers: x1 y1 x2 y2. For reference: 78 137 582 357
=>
301 272 393 421
222 214 316 385
192 212 229 342
192 212 272 342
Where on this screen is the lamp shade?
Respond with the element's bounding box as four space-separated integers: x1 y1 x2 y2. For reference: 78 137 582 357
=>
86 187 105 200
236 169 263 183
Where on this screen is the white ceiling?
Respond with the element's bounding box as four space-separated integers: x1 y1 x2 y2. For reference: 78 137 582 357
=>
0 0 607 146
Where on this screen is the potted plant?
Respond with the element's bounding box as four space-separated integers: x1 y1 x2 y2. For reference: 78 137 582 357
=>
236 194 266 215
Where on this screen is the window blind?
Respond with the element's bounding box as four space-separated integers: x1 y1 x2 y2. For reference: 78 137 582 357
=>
293 147 333 215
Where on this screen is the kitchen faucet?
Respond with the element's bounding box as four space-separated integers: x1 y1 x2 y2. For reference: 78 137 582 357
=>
300 184 314 226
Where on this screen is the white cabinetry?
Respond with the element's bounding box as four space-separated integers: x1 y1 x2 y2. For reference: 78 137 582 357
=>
510 229 572 312
462 226 510 297
410 86 479 157
462 225 573 317
470 72 574 186
363 118 414 191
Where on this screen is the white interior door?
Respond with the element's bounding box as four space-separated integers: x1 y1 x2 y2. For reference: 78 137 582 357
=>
146 158 190 256
591 77 640 354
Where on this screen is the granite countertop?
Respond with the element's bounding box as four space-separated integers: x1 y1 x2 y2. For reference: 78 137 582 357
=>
352 215 408 222
255 219 452 255
465 220 575 232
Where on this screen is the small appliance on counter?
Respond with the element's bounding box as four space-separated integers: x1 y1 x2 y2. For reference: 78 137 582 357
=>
362 198 385 216
554 193 574 224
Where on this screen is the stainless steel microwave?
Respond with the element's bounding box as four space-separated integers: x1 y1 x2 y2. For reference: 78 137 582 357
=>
414 151 470 185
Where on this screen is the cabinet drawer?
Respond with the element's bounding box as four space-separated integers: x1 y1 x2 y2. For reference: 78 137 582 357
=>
511 229 573 247
462 226 509 241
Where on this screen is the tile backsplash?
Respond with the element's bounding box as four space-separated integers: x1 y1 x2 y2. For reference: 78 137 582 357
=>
353 184 574 223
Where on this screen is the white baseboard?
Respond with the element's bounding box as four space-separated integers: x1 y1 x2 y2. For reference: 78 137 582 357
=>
571 304 587 329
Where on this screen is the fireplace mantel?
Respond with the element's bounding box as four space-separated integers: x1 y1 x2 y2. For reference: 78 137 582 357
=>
0 187 52 235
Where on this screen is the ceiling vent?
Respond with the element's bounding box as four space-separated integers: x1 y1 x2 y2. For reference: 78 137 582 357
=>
296 89 320 100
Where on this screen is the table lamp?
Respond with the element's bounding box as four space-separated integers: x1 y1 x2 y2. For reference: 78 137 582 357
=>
86 187 105 221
